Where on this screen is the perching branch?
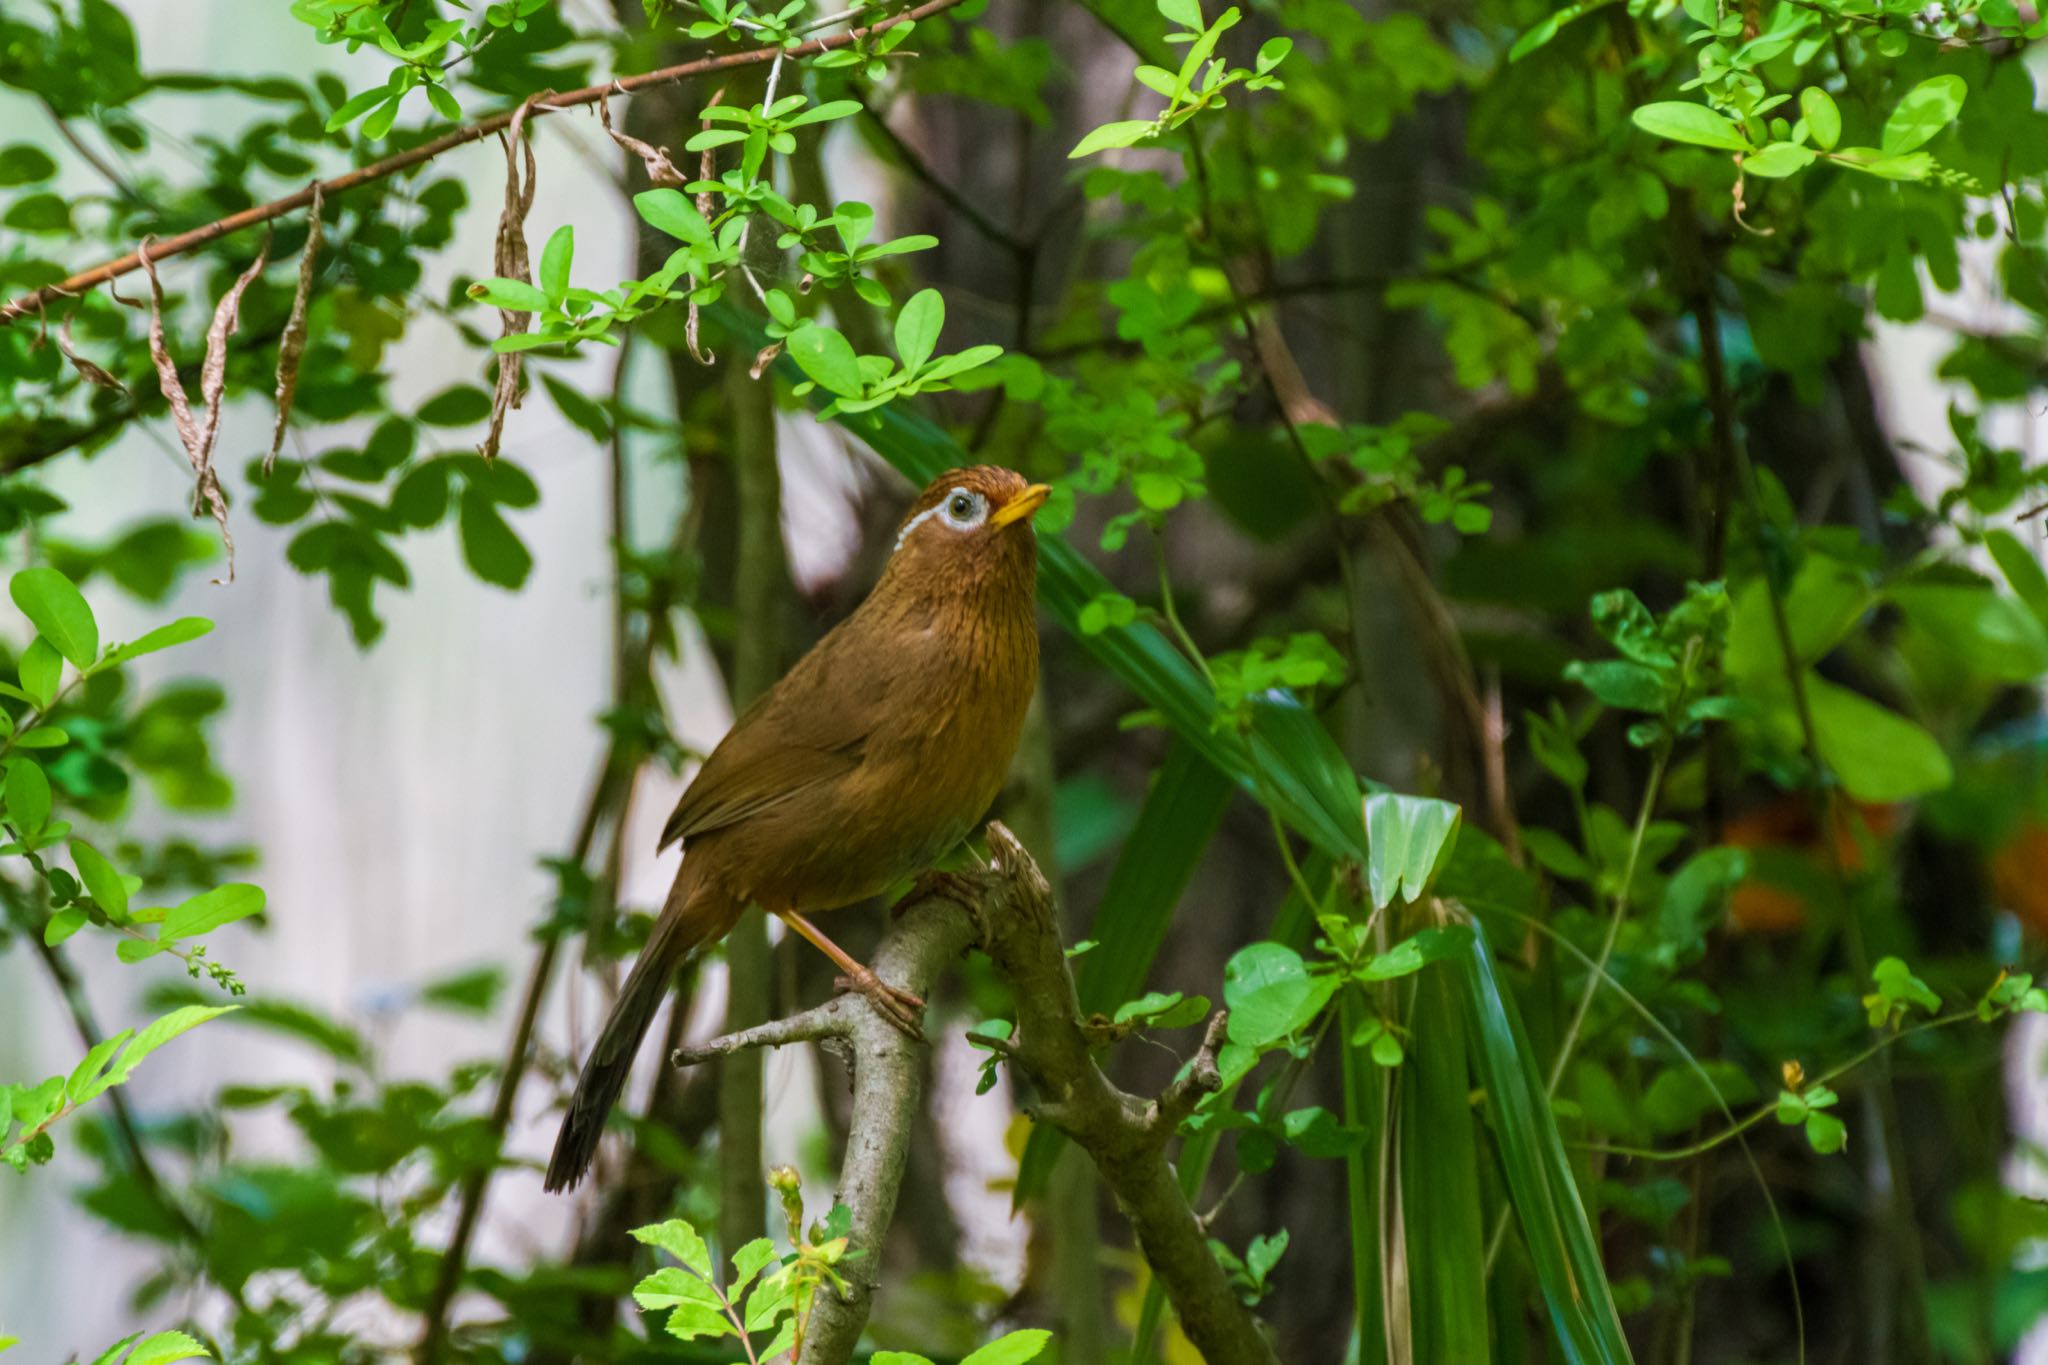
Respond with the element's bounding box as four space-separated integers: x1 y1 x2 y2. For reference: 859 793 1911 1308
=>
669 823 1274 1365
670 890 978 1365
0 0 966 326
970 824 1280 1365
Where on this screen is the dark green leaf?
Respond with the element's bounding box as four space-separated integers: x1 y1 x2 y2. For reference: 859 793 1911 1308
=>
458 488 533 589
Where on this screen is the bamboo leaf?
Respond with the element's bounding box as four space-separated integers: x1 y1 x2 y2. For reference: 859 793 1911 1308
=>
1451 921 1635 1363
1400 964 1488 1363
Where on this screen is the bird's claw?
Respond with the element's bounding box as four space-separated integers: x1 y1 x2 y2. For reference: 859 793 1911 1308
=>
837 970 926 1040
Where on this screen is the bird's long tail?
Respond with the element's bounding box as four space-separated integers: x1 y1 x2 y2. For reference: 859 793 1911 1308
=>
544 861 734 1193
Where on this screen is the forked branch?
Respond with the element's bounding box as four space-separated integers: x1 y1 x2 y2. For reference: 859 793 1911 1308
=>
673 823 1276 1365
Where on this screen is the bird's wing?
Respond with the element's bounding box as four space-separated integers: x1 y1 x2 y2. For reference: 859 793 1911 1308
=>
657 621 899 851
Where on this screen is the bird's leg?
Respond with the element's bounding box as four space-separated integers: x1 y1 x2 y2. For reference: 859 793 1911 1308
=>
774 909 925 1039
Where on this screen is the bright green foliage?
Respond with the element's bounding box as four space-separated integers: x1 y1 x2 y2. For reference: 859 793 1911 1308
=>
1864 955 1943 1029
2 1004 234 1171
1776 1080 1847 1155
82 1331 210 1365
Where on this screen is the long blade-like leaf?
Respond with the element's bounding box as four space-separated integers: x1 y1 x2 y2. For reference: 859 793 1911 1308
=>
1400 962 1489 1363
1453 919 1635 1363
1340 988 1390 1365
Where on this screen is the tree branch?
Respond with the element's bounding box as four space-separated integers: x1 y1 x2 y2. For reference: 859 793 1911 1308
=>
973 823 1279 1365
668 893 978 1365
0 0 966 326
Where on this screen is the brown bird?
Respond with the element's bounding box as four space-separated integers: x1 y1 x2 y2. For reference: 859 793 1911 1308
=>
544 465 1049 1192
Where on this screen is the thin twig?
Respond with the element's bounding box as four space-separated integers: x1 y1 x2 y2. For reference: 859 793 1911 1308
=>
0 0 967 325
858 103 1028 256
39 98 149 208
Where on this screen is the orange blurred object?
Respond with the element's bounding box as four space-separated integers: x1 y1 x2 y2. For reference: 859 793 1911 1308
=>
1721 797 1900 934
1991 818 2048 939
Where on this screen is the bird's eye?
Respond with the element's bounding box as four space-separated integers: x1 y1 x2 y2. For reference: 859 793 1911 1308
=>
940 489 986 528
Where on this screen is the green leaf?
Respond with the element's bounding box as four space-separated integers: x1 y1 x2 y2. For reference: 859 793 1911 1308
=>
1831 147 1933 180
418 386 493 426
1743 141 1815 178
1882 74 1966 153
468 277 549 312
1359 924 1474 980
894 288 944 373
0 144 58 186
1156 0 1202 29
1804 1111 1847 1154
14 726 63 749
162 883 264 941
362 93 402 141
124 1333 209 1365
1806 675 1952 801
960 1330 1054 1365
65 1029 134 1105
1509 0 1613 62
1069 120 1157 158
1402 965 1488 1364
542 374 612 442
631 1219 715 1278
1630 101 1751 151
11 568 98 668
635 188 712 244
538 225 574 302
1449 923 1635 1363
785 325 866 398
18 636 60 709
1800 87 1840 150
43 908 86 945
88 1334 143 1365
1987 530 2048 631
4 193 71 233
324 85 389 131
1223 941 1323 1047
661 1302 731 1341
1364 792 1462 909
458 489 534 590
7 758 51 834
1564 659 1666 711
71 840 129 918
77 1005 235 1103
728 1237 780 1301
1659 845 1747 942
106 618 213 668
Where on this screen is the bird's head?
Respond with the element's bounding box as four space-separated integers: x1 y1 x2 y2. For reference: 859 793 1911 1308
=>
884 466 1050 592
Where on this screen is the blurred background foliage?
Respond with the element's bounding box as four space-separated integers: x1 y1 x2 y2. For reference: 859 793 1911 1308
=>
4 0 2048 1361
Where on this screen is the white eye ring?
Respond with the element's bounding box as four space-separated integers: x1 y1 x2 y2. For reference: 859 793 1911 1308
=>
894 487 990 550
940 488 988 529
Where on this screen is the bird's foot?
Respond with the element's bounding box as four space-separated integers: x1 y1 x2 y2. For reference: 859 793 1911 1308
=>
895 867 989 920
836 969 926 1040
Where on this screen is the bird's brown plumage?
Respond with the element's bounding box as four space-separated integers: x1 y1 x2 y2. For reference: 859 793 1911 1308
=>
545 465 1046 1192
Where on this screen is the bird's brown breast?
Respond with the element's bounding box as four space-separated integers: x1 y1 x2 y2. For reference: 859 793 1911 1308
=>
670 539 1038 914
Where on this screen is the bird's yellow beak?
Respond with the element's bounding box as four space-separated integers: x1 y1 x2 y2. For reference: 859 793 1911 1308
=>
991 483 1052 529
